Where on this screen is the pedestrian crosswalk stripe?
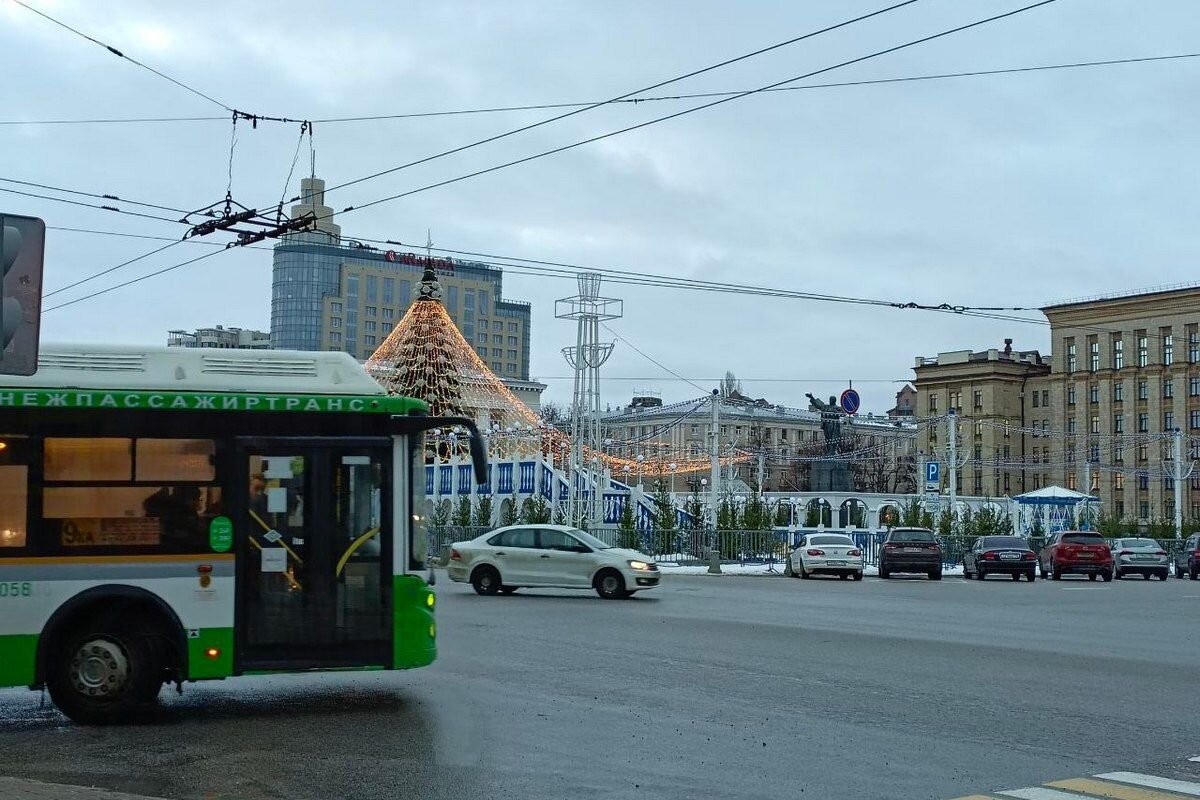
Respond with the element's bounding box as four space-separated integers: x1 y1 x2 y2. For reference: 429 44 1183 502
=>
948 795 1000 799
1095 773 1200 797
998 788 1090 799
1048 777 1193 799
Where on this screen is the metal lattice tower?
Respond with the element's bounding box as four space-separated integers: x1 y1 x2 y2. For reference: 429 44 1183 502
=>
556 273 623 525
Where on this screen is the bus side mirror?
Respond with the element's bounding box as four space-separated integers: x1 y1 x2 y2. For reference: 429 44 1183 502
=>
411 415 489 485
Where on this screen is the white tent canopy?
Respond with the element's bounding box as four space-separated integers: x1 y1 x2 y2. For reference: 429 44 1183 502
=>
1014 486 1099 507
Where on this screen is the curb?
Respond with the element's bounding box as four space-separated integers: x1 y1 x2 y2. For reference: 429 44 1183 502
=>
0 777 169 800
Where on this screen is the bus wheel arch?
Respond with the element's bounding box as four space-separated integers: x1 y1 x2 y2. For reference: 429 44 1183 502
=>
37 586 187 720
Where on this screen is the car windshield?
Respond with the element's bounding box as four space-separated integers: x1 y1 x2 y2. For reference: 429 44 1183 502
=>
889 529 935 542
1062 533 1104 544
982 537 1027 549
810 535 854 545
565 528 612 550
1120 538 1159 548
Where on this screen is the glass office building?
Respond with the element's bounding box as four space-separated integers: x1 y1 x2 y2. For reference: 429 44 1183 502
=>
271 178 533 380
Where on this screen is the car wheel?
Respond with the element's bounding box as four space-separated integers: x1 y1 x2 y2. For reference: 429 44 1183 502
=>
1158 570 1169 581
963 567 972 579
784 559 794 578
500 586 519 595
1099 570 1112 582
1141 572 1151 580
1088 573 1097 581
1175 562 1185 579
471 565 502 596
1010 573 1020 581
879 568 890 580
595 569 629 600
1190 563 1198 580
852 571 863 581
799 563 810 579
1026 570 1036 582
1113 569 1122 580
838 572 849 580
1052 564 1062 580
929 570 942 581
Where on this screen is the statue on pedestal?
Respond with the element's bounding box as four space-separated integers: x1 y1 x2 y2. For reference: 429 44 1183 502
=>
806 393 845 456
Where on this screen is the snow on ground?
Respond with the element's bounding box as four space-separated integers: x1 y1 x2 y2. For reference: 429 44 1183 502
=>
658 563 967 577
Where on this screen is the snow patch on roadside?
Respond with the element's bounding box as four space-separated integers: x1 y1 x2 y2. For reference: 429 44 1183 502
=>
658 563 966 577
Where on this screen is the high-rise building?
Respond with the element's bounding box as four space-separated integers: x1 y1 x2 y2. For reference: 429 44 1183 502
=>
271 177 533 380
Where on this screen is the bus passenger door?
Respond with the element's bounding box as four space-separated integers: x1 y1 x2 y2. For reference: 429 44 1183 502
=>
236 441 391 670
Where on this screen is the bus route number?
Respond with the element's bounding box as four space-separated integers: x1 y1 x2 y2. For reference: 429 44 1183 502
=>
0 582 33 598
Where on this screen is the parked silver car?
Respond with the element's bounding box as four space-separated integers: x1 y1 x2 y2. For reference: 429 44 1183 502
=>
1110 538 1169 581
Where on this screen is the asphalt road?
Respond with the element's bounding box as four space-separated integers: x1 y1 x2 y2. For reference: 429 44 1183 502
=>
1 572 1198 800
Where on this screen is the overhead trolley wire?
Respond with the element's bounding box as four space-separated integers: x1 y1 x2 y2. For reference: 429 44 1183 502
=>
301 1 924 203
11 0 233 112
323 0 1063 221
6 52 1196 127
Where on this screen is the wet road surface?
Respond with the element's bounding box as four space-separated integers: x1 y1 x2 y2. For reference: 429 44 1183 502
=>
1 572 1197 799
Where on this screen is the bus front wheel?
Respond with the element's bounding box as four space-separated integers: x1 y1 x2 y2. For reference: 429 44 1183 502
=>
47 623 163 725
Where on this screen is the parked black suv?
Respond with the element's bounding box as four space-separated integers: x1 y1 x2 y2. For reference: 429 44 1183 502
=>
878 528 942 580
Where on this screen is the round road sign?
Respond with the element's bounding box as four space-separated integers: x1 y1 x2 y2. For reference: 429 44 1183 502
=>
839 388 861 415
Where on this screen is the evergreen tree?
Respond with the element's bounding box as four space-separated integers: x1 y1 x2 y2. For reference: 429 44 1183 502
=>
652 480 676 532
617 497 638 549
452 496 473 527
684 490 705 530
473 494 494 527
499 496 518 527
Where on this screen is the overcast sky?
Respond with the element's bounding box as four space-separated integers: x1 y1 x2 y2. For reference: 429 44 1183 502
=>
4 0 1199 413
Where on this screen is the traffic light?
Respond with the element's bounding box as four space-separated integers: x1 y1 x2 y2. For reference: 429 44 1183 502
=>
0 214 45 376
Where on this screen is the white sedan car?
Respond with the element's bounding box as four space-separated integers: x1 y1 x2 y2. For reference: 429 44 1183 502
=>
446 524 660 599
786 533 864 580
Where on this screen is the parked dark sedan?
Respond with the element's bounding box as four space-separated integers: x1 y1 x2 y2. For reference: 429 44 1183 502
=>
878 527 942 580
963 535 1037 582
1173 533 1200 579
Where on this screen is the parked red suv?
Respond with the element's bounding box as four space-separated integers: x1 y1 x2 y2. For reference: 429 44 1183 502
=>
1038 530 1113 581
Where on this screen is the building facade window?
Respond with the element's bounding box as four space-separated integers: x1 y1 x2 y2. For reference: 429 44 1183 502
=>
1066 340 1077 372
1137 333 1148 367
1191 377 1200 396
973 390 983 410
1165 378 1174 399
1165 411 1175 431
331 302 342 314
1163 328 1174 365
1090 416 1100 434
1115 473 1124 490
1114 414 1124 433
1067 386 1076 406
1191 410 1200 430
1032 392 1039 408
1114 382 1124 402
1089 384 1099 404
1067 418 1077 434
928 394 938 413
1190 325 1200 362
383 308 394 320
1113 336 1124 369
1089 339 1099 372
1138 379 1148 401
1138 412 1149 432
1041 389 1049 406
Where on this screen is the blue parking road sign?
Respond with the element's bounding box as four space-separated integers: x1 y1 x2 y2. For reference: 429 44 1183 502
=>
926 461 940 485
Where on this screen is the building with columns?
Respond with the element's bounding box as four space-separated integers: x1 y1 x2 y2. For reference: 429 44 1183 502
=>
913 283 1200 525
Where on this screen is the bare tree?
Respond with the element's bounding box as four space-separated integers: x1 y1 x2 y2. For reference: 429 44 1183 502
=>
720 371 742 398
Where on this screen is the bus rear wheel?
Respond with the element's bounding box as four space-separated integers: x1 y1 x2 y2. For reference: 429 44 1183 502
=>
47 624 162 725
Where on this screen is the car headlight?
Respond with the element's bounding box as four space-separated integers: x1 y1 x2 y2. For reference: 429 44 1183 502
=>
628 560 653 571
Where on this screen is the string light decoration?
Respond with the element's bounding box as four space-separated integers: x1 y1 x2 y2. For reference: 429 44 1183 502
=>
365 264 730 475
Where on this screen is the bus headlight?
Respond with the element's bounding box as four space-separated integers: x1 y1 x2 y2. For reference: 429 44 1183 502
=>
425 592 435 609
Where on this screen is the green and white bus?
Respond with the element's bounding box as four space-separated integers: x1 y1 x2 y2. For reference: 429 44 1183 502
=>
0 344 485 723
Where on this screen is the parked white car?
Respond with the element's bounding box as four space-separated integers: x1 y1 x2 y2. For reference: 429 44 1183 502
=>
446 525 660 599
786 533 864 580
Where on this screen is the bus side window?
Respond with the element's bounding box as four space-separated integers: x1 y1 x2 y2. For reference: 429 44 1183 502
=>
0 436 29 550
